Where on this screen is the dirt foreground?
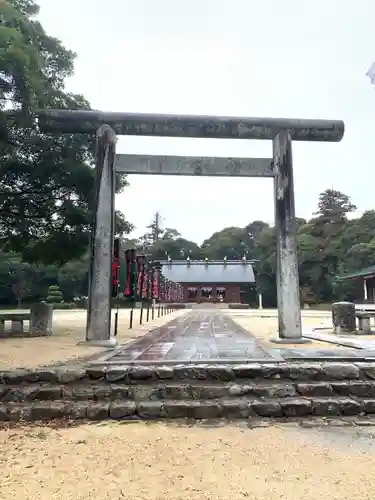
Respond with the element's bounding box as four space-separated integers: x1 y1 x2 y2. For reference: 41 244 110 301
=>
1 421 374 500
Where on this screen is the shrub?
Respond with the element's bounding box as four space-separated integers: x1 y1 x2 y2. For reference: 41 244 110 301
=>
73 297 88 309
53 303 70 310
51 302 76 310
112 298 138 309
46 285 63 304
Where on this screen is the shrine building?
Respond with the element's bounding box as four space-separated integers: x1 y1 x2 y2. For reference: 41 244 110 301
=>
336 265 375 303
160 259 256 304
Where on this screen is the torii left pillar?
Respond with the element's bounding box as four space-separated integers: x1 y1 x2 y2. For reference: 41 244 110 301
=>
84 124 117 347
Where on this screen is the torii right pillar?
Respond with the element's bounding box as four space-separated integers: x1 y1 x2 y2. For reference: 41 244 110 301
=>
272 131 310 343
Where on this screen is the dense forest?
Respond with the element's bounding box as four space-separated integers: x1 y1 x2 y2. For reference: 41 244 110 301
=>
1 1 374 307
1 187 374 307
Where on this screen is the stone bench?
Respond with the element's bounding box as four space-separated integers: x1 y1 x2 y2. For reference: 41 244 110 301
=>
356 311 375 334
0 303 53 337
0 313 31 336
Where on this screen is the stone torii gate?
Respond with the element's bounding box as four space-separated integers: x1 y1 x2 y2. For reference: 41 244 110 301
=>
36 110 344 347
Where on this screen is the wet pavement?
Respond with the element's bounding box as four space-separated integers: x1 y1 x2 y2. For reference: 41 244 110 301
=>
110 312 276 363
105 311 375 364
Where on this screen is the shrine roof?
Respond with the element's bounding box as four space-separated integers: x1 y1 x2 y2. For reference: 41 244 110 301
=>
336 265 375 281
160 260 255 284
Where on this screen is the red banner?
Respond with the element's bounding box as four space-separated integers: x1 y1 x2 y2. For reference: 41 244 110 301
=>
124 262 131 296
112 259 119 297
152 271 159 299
142 269 149 298
136 259 143 297
160 278 165 301
112 238 120 297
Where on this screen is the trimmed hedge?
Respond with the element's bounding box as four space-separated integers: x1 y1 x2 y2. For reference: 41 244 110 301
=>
41 301 76 310
46 285 63 304
53 302 76 310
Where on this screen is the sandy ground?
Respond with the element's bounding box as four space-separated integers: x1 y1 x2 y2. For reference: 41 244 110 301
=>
0 309 187 370
1 421 375 500
1 309 373 499
308 328 375 342
348 334 375 340
230 312 341 350
0 309 341 370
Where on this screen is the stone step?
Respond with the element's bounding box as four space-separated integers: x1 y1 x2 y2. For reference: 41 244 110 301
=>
3 361 375 385
3 380 375 402
2 396 375 422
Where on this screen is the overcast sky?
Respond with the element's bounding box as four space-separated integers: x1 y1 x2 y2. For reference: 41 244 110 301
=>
36 0 375 244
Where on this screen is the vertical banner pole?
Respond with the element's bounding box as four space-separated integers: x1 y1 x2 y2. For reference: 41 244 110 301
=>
112 237 120 337
129 249 137 329
146 263 151 322
139 256 145 325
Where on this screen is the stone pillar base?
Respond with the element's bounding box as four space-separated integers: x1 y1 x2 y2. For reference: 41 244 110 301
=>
77 337 117 348
332 301 356 333
271 336 312 344
30 303 53 336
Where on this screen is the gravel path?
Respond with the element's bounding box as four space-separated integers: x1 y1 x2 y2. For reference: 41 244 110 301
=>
1 421 374 500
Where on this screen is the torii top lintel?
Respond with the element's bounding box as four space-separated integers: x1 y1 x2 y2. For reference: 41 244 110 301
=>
35 109 344 142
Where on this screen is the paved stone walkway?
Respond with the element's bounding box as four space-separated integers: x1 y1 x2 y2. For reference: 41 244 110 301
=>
111 312 276 363
106 312 375 364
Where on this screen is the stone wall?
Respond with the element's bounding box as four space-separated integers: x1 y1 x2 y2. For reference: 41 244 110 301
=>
2 362 375 421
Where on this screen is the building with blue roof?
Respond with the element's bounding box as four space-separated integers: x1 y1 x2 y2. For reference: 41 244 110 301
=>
160 259 256 303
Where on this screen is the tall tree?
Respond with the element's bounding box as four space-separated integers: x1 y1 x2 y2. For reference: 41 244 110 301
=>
58 257 88 301
162 227 181 240
315 189 357 224
0 0 132 264
201 227 247 259
147 212 163 244
138 212 164 250
8 258 34 307
150 238 202 261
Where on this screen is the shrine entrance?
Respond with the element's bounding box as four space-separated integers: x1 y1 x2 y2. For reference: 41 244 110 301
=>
36 110 344 346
